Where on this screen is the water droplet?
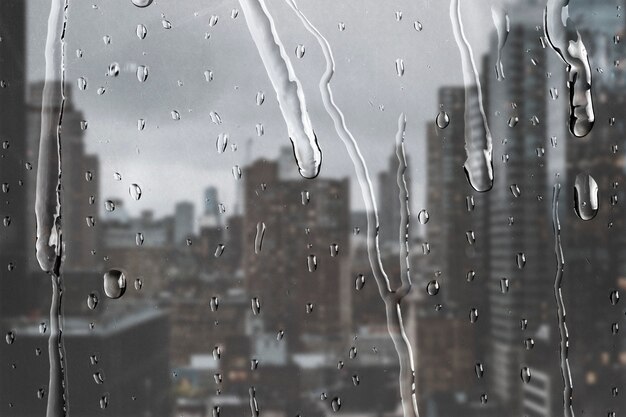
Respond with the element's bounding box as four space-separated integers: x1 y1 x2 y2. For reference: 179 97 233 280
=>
212 346 221 360
214 244 225 258
436 110 450 129
85 216 95 227
331 397 341 412
524 338 535 350
475 362 484 378
134 278 143 291
426 280 440 296
301 190 310 205
209 111 222 125
329 243 339 257
136 24 147 39
231 9 239 19
232 165 242 180
216 133 229 154
338 22 346 31
5 331 15 344
509 184 521 198
347 346 358 360
480 394 488 404
508 116 519 127
103 269 126 299
276 330 284 340
87 293 98 310
77 77 87 91
135 232 144 246
209 15 219 27
254 222 266 254
418 209 429 224
395 58 405 76
104 200 116 212
521 366 531 383
574 173 599 221
39 322 47 334
295 44 306 59
610 290 620 305
516 252 526 269
469 308 479 323
414 21 423 31
466 230 476 245
100 393 109 409
307 254 317 272
355 274 365 290
108 62 120 77
466 195 475 212
136 65 149 82
500 278 509 294
251 297 261 315
162 20 172 29
129 184 142 201
131 0 153 7
466 270 476 282
93 371 105 384
37 388 46 399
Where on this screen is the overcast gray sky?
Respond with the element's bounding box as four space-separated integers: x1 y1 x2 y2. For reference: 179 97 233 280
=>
27 0 515 220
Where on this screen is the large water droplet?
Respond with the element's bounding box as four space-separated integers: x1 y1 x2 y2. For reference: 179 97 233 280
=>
129 184 142 200
574 173 599 220
131 0 153 7
418 209 429 224
436 110 450 129
426 280 440 296
103 269 126 299
331 397 341 412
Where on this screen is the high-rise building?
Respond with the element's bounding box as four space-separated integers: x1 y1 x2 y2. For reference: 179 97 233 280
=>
242 153 351 349
485 22 556 412
562 85 626 417
174 201 195 244
0 3 29 317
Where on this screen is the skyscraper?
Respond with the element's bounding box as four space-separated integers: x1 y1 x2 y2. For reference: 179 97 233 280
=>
243 153 350 349
0 2 29 317
485 22 556 413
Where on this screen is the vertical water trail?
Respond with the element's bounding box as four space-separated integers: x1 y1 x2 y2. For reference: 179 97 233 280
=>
544 0 594 138
449 0 494 192
36 0 68 416
239 0 322 179
552 184 575 417
284 3 418 416
491 6 509 81
395 114 411 296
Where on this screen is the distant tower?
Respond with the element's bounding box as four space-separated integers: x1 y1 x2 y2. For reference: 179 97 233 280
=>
174 202 194 243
